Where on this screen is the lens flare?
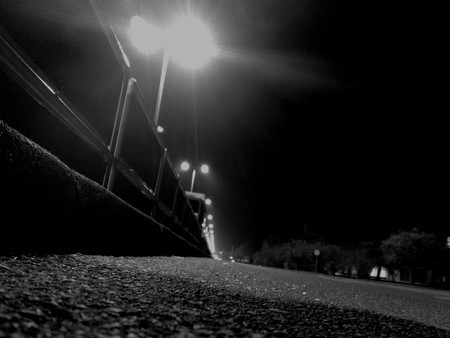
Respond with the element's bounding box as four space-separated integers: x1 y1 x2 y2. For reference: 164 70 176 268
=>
164 15 218 69
129 16 163 55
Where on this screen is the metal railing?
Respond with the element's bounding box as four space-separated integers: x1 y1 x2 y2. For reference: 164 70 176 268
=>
0 1 210 257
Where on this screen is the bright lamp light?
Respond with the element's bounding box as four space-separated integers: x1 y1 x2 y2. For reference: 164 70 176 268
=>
129 16 163 55
180 161 190 171
129 15 217 69
164 15 217 69
200 164 209 174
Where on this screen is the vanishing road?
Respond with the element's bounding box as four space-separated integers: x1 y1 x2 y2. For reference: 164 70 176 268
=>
1 254 449 337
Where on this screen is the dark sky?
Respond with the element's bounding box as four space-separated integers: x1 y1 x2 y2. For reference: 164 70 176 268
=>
1 1 447 251
123 0 447 249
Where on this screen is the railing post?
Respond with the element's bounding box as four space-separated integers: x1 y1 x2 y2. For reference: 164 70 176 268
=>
171 187 179 219
102 74 129 188
151 148 167 218
106 78 136 191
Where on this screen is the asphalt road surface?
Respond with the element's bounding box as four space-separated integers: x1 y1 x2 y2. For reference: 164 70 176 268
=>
1 254 449 337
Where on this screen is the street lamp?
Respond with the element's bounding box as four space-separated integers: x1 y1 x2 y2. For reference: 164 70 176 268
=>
180 161 209 192
128 14 218 128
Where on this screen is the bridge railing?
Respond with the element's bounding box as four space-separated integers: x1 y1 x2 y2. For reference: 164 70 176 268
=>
0 0 210 256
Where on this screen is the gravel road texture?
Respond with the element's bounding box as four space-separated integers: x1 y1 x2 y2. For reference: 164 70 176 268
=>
1 254 449 337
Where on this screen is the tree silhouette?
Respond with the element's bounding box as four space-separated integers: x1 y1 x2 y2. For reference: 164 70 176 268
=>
381 229 444 284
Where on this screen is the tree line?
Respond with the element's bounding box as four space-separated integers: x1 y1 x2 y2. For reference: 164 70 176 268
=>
232 228 450 289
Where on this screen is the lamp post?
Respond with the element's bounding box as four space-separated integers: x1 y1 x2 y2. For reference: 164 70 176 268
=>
153 50 169 127
128 14 218 128
314 249 320 273
180 161 209 192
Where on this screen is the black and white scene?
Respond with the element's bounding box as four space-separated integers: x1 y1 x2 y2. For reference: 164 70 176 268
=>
1 0 449 336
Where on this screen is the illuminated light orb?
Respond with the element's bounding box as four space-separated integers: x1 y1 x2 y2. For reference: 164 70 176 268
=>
200 164 210 174
205 198 211 205
129 16 163 55
180 161 190 171
165 15 218 69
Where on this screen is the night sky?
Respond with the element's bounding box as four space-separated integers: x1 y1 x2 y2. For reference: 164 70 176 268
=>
0 1 447 251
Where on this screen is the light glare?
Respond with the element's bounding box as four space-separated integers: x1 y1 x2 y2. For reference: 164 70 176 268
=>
129 16 163 55
200 164 209 174
181 161 190 171
165 15 217 69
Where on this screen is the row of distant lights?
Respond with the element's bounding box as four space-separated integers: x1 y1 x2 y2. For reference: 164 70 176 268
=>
202 216 215 254
181 160 215 252
180 161 209 174
180 161 212 205
180 160 215 253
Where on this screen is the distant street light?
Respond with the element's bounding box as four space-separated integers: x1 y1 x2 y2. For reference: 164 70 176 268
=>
180 161 209 192
314 249 320 273
128 14 217 128
180 161 190 171
200 164 210 174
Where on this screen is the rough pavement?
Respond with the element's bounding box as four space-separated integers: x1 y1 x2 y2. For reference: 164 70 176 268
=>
1 254 449 337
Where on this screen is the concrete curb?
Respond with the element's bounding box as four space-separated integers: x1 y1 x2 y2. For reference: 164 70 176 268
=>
0 119 210 257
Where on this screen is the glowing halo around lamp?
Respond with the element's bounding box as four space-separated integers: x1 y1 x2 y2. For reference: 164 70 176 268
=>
164 15 218 69
129 14 217 70
129 16 163 55
200 164 210 174
180 161 190 171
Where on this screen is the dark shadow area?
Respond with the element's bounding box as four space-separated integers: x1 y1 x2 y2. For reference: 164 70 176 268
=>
0 120 208 257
